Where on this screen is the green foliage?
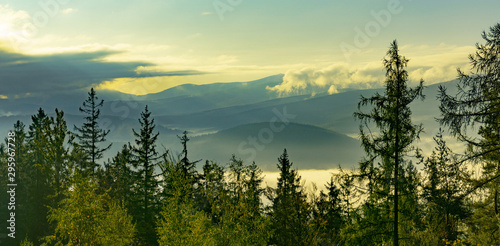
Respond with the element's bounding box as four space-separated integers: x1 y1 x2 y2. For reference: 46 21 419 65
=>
310 178 344 245
212 155 270 246
422 129 470 243
104 144 135 208
45 109 73 205
157 200 215 246
4 22 500 246
25 108 54 244
20 237 34 246
43 177 135 246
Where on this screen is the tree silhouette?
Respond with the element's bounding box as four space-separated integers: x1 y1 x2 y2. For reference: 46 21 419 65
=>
271 149 309 246
439 22 500 243
74 88 111 176
129 105 161 246
355 40 424 245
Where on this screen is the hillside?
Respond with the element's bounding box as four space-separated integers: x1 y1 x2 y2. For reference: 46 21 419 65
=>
189 122 363 171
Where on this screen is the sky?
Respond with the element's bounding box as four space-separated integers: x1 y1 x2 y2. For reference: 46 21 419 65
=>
0 0 499 97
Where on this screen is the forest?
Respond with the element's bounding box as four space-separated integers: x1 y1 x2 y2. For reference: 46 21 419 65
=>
1 23 500 246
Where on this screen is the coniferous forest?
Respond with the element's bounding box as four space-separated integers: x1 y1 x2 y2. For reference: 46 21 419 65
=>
2 23 500 246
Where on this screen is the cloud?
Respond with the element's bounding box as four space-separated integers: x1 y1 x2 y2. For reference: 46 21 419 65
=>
0 47 206 97
402 44 473 84
0 5 31 42
268 44 475 96
0 109 17 117
267 63 385 96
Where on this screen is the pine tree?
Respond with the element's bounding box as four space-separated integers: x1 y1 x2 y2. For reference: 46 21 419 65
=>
74 88 111 176
270 149 309 246
354 40 424 245
129 105 161 246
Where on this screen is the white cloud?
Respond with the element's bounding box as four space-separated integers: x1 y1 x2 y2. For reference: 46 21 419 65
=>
267 63 384 96
0 5 31 44
0 109 17 117
267 44 475 96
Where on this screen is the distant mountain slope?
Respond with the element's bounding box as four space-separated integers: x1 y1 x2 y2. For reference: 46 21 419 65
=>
157 80 458 136
138 74 284 101
0 75 462 171
105 74 286 116
189 122 363 171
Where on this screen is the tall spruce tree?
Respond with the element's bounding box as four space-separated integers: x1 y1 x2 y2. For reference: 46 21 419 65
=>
46 109 72 205
26 108 53 244
354 40 424 245
270 149 309 246
74 88 111 176
438 22 500 243
129 105 161 246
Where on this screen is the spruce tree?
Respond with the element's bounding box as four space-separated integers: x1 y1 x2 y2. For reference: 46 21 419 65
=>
438 23 500 243
311 178 343 245
105 144 135 209
354 40 424 245
422 129 470 242
270 149 309 246
178 130 199 181
197 160 226 221
129 105 161 246
26 108 53 244
46 109 72 205
74 88 111 176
